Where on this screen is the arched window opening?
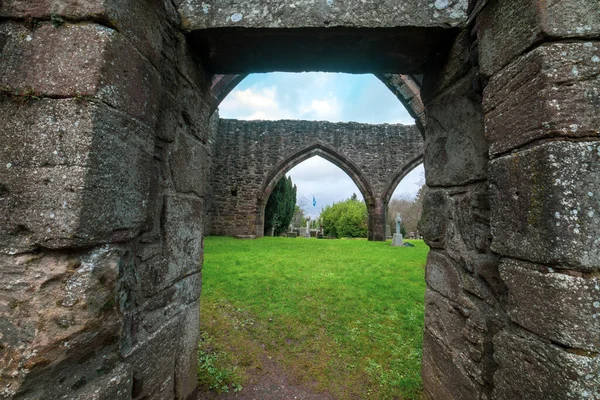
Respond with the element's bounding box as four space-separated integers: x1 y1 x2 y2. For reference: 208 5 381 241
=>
263 155 367 238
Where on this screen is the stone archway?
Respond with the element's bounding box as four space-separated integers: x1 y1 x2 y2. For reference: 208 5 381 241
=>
256 143 377 239
205 119 423 242
1 1 598 399
381 154 424 207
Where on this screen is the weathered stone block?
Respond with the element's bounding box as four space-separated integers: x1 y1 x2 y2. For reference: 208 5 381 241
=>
0 164 86 253
422 330 478 400
0 21 160 126
500 258 600 352
424 288 468 348
493 327 600 400
163 195 204 284
170 132 210 198
490 141 600 270
179 0 467 30
473 253 505 298
0 0 105 20
135 272 201 338
477 0 600 76
71 364 133 400
0 98 96 168
452 183 491 253
135 250 169 299
124 316 179 399
175 301 200 400
424 74 488 187
157 65 211 143
484 41 600 155
426 251 463 302
0 0 177 66
419 188 449 249
0 246 129 398
0 99 154 252
175 272 202 306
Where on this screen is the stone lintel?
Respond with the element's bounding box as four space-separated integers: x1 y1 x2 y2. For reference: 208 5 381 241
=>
179 0 468 31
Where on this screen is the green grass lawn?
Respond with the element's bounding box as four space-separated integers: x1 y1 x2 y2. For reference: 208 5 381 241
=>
199 236 429 399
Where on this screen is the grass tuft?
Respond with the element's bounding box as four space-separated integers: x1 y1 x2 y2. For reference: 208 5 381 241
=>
197 331 243 393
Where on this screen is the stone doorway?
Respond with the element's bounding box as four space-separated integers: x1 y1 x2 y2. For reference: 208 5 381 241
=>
1 1 598 399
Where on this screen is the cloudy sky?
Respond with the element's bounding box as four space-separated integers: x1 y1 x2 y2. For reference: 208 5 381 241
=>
219 72 425 218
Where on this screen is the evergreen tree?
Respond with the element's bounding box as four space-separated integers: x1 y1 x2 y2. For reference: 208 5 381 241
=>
264 176 297 236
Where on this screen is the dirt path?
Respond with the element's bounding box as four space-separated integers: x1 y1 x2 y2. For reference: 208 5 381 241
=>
197 356 334 400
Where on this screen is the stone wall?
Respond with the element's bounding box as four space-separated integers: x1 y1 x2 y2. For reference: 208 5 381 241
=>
206 119 423 240
0 0 598 399
478 0 600 398
0 1 212 398
420 1 600 398
418 28 506 399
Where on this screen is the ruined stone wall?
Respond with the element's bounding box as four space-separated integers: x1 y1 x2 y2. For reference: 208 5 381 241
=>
0 1 212 398
207 119 423 239
201 111 222 238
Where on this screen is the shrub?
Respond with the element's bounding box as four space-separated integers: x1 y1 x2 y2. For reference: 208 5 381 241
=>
320 194 367 238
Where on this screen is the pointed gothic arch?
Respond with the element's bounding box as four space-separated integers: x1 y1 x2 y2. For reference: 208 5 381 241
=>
255 143 376 238
381 154 424 206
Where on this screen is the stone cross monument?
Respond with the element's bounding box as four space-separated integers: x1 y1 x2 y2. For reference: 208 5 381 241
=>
392 212 404 246
304 216 311 238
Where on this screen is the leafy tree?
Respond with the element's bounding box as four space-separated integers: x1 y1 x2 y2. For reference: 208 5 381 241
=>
292 205 306 229
320 195 368 238
264 176 297 236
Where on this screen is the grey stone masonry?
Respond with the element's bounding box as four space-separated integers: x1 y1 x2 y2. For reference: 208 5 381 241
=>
0 0 598 399
179 0 468 30
207 119 423 241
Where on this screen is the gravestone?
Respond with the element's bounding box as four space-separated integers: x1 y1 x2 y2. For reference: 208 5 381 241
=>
386 224 392 240
392 212 404 246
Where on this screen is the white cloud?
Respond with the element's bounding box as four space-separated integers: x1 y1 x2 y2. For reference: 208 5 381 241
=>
219 87 292 120
220 85 343 122
287 156 362 218
390 117 417 126
300 97 342 121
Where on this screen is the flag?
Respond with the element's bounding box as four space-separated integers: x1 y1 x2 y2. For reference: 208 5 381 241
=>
312 196 316 207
